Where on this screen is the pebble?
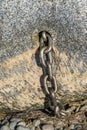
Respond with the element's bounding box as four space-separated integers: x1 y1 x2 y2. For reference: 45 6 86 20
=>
1 119 9 126
32 119 40 127
41 124 54 130
10 118 22 123
80 105 87 111
17 121 26 126
55 121 65 129
0 125 10 130
9 121 17 129
30 120 40 130
31 126 35 130
69 124 82 130
15 125 30 130
9 118 26 129
69 124 75 129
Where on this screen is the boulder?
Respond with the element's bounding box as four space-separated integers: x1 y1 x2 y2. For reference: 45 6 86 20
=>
0 0 87 112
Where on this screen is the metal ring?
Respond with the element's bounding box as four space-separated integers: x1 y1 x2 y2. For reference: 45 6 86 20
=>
40 47 47 66
52 76 57 93
42 31 47 41
44 75 57 95
45 34 52 53
39 31 53 54
47 51 52 64
48 89 59 115
40 47 52 67
47 62 52 79
44 75 50 94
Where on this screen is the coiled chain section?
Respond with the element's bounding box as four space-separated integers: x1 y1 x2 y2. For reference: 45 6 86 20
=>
39 31 59 116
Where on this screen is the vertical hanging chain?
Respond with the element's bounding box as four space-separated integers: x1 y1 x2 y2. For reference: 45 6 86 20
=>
39 31 59 116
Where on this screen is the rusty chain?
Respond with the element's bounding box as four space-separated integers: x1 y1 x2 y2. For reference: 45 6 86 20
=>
39 31 59 116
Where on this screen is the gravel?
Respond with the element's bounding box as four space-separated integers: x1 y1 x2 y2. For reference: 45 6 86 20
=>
0 104 87 130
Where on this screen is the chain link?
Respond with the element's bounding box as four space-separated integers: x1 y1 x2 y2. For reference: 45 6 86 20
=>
39 31 59 116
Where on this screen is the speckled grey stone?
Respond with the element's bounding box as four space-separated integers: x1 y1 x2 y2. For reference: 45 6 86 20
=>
1 0 87 62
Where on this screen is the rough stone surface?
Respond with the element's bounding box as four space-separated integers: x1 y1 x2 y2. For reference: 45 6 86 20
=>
0 0 87 111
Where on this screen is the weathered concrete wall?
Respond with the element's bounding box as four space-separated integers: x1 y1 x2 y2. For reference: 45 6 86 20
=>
0 0 87 112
